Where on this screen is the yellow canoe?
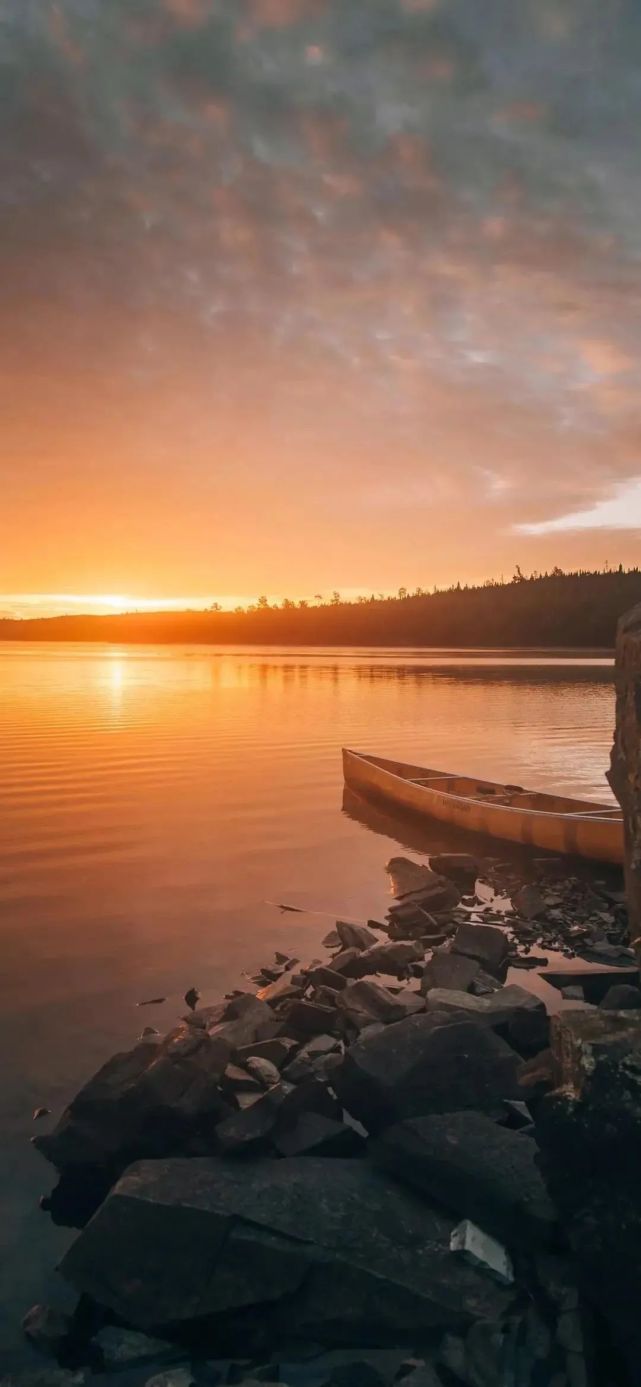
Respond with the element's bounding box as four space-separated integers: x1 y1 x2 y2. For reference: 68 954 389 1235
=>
342 748 624 866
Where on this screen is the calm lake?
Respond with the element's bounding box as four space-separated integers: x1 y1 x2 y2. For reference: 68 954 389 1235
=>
0 641 617 1362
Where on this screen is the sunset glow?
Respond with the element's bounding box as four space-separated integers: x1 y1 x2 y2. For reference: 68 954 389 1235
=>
2 1 641 613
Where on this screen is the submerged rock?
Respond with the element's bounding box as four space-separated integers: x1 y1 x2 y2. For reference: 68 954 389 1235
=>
429 854 479 887
373 1110 557 1248
335 1012 520 1132
33 1023 233 1177
61 1157 512 1337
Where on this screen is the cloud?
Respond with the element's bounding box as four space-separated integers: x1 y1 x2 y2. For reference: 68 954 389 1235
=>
2 0 641 594
517 478 641 534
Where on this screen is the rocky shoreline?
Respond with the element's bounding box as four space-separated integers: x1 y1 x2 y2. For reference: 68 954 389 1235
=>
8 847 641 1387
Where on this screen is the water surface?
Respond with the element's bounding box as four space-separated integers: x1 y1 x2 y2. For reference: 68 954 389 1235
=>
0 642 616 1362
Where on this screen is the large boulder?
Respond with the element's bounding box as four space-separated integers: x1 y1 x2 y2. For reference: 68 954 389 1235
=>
451 923 509 978
61 1157 512 1339
33 1025 232 1176
608 602 641 954
424 984 549 1054
372 1111 557 1249
537 1010 641 1385
33 995 280 1181
334 1012 520 1132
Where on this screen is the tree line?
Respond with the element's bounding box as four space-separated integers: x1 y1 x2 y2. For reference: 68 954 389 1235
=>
2 565 641 648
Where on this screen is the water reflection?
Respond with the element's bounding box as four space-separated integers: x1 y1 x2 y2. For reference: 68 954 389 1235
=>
0 641 617 1366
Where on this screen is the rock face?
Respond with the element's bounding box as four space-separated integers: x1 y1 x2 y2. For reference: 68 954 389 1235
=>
451 923 509 978
608 601 641 953
336 980 424 1030
373 1111 557 1249
537 1010 641 1384
335 1013 520 1132
424 984 549 1055
61 1157 512 1339
420 952 480 996
33 995 281 1180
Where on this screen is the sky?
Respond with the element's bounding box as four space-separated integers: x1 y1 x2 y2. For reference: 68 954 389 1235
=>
2 0 641 618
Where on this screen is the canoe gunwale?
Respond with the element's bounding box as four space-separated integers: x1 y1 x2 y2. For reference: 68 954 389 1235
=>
343 748 619 826
342 747 624 865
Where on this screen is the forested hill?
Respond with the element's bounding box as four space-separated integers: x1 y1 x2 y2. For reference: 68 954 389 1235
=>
2 568 641 648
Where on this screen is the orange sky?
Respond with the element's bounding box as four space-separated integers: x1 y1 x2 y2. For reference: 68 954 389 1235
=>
2 0 641 619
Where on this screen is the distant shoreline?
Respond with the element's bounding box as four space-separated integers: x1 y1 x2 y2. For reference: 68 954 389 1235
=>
0 633 615 655
0 569 638 649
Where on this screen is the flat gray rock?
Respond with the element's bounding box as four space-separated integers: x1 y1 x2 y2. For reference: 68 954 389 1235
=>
373 1111 557 1248
61 1157 511 1338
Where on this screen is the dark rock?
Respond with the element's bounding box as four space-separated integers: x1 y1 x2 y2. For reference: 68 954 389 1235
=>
22 1303 71 1357
358 941 424 977
373 1110 557 1248
215 1088 285 1155
61 1156 512 1336
313 986 343 1009
258 973 306 1007
451 923 509 977
216 1079 339 1154
282 1035 340 1083
274 1113 365 1157
284 1000 339 1038
420 952 479 996
307 966 349 992
329 948 365 978
537 1009 641 1384
430 853 479 887
469 970 502 996
203 995 282 1049
304 1349 412 1387
235 1039 298 1068
576 941 635 967
336 922 379 952
393 1369 445 1387
599 984 641 1010
0 1373 87 1387
94 1324 180 1369
34 1024 232 1177
335 1013 520 1132
144 1372 195 1387
517 1048 555 1099
222 1064 262 1094
608 602 641 954
424 984 549 1054
336 980 424 1030
513 884 547 920
386 857 461 912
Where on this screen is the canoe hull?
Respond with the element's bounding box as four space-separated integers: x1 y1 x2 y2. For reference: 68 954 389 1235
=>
343 749 624 866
